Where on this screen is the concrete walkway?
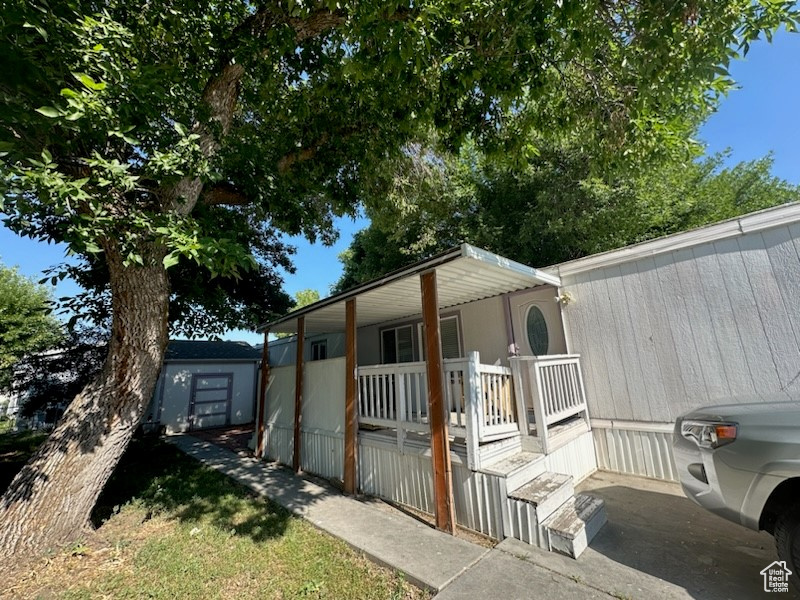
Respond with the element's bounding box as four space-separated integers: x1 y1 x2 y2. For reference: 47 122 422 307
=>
170 436 795 599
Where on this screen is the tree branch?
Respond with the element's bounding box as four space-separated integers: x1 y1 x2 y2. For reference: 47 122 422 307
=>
201 182 252 206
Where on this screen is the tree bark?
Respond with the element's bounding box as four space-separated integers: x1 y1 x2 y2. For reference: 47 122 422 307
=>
0 241 169 559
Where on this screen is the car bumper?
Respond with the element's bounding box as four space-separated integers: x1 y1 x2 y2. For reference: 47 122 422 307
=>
673 423 752 528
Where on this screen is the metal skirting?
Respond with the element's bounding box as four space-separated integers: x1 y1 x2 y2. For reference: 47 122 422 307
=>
358 437 506 539
544 429 598 483
263 423 293 466
592 422 677 482
301 429 344 482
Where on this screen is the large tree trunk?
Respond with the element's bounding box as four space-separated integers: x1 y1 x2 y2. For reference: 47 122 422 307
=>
0 241 169 559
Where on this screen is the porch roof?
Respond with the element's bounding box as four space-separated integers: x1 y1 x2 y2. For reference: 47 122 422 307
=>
259 244 560 335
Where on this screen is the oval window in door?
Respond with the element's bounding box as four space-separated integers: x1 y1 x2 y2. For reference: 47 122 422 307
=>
525 305 549 355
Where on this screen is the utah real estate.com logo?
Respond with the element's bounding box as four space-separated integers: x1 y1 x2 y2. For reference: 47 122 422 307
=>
761 561 792 593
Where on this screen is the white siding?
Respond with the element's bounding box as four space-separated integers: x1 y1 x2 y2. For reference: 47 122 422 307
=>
561 222 800 424
261 358 346 481
592 423 677 482
357 435 506 539
268 333 345 366
263 365 295 464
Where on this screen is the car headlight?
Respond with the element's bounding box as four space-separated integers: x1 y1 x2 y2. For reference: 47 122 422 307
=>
681 420 738 449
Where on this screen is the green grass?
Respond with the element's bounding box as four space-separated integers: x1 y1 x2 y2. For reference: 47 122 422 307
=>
4 437 426 600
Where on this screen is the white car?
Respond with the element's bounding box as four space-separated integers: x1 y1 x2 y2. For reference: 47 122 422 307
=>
673 398 800 589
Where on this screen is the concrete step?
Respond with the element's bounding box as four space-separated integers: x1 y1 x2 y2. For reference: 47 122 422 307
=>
542 494 607 559
508 471 573 523
480 451 546 493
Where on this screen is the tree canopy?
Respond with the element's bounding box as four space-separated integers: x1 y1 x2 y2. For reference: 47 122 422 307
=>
335 146 800 291
0 263 62 389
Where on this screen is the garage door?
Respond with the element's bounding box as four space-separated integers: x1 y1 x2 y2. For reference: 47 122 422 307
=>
189 373 233 430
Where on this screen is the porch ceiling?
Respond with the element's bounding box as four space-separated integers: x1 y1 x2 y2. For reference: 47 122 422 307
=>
260 244 561 334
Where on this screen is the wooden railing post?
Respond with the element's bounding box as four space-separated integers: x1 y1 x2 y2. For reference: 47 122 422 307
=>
464 351 482 471
396 365 405 453
531 358 549 454
509 357 530 437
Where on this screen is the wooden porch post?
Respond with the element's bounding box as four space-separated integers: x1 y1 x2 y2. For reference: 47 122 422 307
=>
344 299 358 494
293 316 305 473
256 330 270 458
420 270 456 534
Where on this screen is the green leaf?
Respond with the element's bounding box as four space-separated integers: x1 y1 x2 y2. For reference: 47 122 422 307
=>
163 253 181 269
35 106 61 118
173 122 187 137
73 72 106 91
41 149 52 164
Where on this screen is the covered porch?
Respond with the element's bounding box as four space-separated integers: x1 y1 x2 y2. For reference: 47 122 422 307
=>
255 244 600 547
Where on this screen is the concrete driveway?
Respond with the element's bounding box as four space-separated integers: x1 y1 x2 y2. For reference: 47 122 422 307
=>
495 470 796 599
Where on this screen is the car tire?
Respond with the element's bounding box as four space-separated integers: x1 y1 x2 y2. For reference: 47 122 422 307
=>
775 508 800 591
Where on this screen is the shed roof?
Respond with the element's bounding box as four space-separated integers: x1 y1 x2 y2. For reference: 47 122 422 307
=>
260 243 560 335
165 340 262 361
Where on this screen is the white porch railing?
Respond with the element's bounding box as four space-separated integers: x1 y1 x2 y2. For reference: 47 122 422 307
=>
510 354 590 454
357 352 517 467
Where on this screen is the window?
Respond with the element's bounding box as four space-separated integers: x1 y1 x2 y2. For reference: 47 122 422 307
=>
418 315 462 360
310 340 327 361
525 305 549 355
381 325 414 363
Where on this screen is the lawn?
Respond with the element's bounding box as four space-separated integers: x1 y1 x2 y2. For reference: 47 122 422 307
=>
2 434 428 600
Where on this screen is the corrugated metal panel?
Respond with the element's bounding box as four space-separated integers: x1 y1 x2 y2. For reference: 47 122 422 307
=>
544 430 597 483
451 466 504 539
264 423 293 466
358 442 435 515
357 438 506 539
505 498 540 546
593 426 677 482
301 429 343 481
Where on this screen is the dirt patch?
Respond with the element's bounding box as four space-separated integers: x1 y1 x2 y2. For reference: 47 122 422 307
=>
189 425 255 456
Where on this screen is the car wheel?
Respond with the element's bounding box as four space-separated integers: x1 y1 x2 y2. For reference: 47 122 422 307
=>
775 508 800 590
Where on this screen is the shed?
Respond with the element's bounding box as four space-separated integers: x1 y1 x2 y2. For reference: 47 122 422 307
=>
146 340 262 434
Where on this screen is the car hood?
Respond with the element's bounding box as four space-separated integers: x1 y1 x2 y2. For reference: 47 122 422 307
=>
682 394 800 422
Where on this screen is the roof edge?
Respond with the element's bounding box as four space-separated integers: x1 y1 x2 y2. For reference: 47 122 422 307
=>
551 202 800 278
257 245 465 332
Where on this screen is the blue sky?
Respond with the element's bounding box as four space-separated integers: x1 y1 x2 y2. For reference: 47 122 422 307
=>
1 29 798 345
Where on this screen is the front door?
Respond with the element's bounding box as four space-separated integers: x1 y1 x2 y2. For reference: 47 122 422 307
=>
188 373 233 430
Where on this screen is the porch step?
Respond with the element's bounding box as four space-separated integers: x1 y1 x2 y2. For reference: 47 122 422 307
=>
481 451 546 493
508 472 574 524
542 494 607 559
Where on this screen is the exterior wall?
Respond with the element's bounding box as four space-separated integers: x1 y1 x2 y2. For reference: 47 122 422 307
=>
354 289 564 368
268 333 345 366
263 364 296 465
459 296 510 366
554 207 800 480
507 286 567 357
261 357 346 481
561 220 800 423
153 361 258 434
